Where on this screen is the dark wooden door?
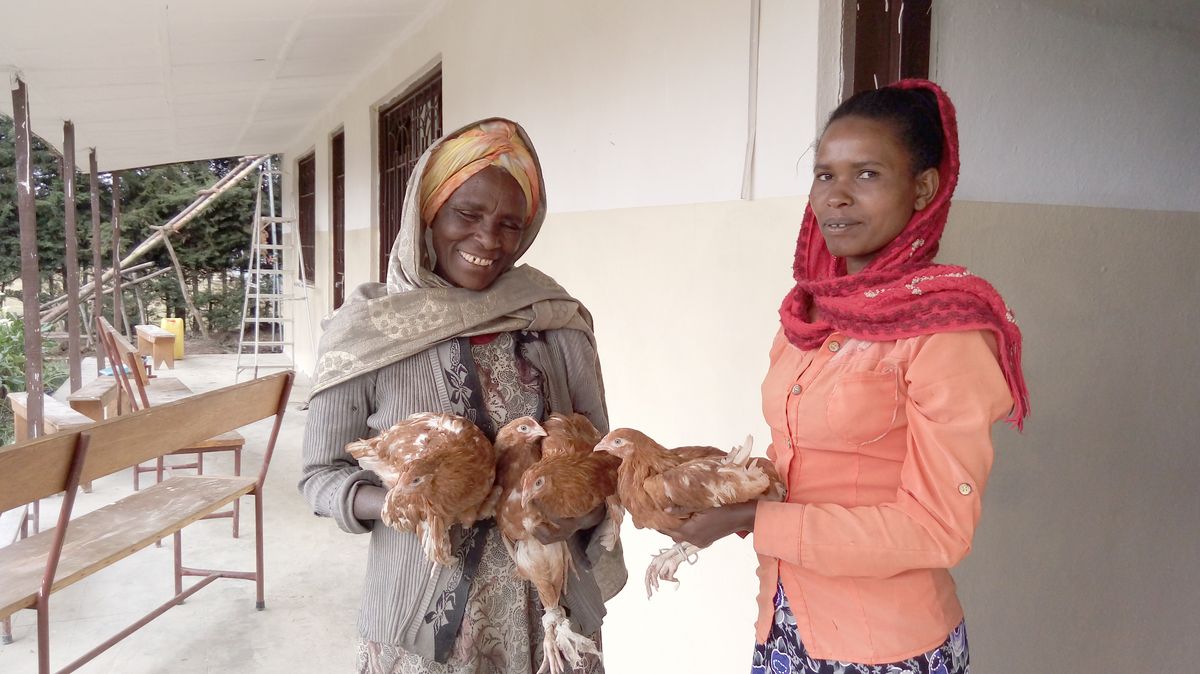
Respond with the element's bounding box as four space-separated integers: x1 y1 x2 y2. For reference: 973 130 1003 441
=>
848 0 931 96
331 131 346 309
378 69 442 282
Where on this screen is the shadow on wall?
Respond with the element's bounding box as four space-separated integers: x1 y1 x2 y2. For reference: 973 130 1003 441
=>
941 200 1200 670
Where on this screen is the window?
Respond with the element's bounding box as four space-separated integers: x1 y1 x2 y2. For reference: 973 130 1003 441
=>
331 131 346 309
297 152 316 284
378 68 442 282
845 0 932 96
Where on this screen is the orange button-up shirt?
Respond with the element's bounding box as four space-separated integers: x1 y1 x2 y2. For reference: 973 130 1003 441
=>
752 327 1012 664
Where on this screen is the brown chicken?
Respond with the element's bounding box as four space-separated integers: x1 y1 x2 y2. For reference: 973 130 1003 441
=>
523 412 623 552
346 412 500 566
539 412 604 458
594 428 784 596
493 415 610 674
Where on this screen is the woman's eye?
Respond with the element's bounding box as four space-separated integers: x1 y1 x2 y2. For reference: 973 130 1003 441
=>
455 209 479 220
857 170 878 179
815 173 832 182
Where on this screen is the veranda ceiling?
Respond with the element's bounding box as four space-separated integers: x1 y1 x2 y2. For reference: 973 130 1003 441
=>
0 0 440 172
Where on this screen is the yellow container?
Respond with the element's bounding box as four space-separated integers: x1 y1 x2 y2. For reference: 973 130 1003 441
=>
160 317 185 359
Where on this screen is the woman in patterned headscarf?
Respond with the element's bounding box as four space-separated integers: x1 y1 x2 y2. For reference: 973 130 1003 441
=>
300 119 626 674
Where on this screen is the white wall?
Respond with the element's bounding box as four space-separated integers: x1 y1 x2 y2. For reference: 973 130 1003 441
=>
284 0 821 371
931 0 1200 212
526 197 804 673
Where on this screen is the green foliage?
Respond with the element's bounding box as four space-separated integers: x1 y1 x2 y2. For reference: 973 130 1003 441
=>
0 312 69 445
0 115 96 298
1 114 267 337
195 276 246 335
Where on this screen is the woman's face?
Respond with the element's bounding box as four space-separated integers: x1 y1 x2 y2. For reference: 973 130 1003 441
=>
809 116 938 274
428 165 529 290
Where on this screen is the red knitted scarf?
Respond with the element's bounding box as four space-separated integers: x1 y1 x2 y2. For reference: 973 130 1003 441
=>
779 79 1029 428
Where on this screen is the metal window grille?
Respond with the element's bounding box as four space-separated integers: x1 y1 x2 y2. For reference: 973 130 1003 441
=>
297 153 316 283
331 131 346 309
378 69 442 282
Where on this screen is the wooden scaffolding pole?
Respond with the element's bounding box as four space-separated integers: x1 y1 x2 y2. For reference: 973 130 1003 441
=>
62 121 82 391
154 225 210 340
110 171 124 336
89 149 104 372
39 154 268 326
11 75 44 439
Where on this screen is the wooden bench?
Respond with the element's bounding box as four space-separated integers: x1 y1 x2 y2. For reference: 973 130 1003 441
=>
0 371 293 674
6 393 98 530
134 324 176 371
96 320 246 535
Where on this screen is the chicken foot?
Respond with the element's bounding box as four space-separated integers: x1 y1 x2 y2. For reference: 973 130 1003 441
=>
538 605 601 674
593 499 625 552
644 541 703 598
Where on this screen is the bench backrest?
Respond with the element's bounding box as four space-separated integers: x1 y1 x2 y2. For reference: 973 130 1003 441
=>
0 371 293 513
96 316 153 410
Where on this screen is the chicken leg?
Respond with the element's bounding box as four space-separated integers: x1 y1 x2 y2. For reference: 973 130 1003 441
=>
538 605 601 674
644 541 703 598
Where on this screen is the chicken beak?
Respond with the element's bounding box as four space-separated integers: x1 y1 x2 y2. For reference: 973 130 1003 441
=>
520 489 533 509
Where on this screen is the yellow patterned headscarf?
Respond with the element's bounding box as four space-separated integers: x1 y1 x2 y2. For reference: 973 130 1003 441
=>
419 120 540 226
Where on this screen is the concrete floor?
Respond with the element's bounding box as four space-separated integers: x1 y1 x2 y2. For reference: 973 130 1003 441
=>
0 355 368 673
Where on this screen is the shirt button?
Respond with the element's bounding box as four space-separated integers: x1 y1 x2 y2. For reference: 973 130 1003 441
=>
958 483 973 496
828 341 841 353
790 384 802 395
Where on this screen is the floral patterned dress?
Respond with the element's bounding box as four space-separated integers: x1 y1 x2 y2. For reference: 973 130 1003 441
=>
752 583 969 674
357 332 603 674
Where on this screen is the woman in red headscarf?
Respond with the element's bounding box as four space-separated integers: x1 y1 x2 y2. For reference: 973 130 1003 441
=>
663 81 1028 673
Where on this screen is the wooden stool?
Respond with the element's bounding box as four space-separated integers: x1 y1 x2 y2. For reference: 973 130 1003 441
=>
135 324 176 371
66 376 124 421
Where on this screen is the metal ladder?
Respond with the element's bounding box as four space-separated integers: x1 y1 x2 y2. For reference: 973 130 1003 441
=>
234 158 312 380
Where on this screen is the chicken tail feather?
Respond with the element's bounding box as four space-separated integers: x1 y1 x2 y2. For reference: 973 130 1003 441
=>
723 435 754 466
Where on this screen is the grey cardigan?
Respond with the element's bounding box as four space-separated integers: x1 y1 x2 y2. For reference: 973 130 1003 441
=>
299 328 627 661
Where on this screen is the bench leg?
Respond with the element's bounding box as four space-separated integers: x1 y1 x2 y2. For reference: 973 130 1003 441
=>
1 615 12 645
36 601 50 674
232 447 242 539
254 492 265 611
174 531 184 599
31 499 39 535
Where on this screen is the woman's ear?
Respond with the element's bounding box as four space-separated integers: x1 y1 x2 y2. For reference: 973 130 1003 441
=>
913 168 940 211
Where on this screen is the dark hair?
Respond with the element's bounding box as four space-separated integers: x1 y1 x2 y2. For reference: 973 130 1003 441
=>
825 87 944 173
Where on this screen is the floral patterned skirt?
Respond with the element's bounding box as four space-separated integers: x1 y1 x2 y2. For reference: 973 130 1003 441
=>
752 583 969 674
356 527 603 674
